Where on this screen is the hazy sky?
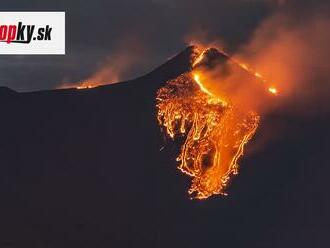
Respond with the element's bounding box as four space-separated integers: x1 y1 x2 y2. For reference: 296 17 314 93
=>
0 0 328 91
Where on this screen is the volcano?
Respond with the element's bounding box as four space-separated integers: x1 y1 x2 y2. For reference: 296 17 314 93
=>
0 46 329 247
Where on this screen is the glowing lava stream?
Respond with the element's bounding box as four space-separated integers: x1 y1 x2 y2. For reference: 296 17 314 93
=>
156 47 276 199
193 74 212 96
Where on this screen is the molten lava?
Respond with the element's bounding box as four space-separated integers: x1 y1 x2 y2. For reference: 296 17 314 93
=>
76 82 100 90
156 47 277 199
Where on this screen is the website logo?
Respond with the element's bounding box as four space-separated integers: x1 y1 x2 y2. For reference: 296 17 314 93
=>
0 12 65 54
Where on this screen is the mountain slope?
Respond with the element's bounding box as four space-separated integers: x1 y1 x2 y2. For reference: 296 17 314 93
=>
0 46 330 248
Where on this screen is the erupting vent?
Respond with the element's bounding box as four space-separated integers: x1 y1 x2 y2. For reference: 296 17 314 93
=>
156 46 276 199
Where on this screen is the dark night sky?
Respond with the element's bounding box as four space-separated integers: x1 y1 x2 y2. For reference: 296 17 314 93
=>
0 0 329 91
0 0 274 91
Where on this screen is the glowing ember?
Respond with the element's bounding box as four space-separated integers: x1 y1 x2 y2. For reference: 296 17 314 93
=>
76 82 99 90
192 49 208 67
156 47 277 199
76 85 93 90
268 87 278 95
235 61 279 94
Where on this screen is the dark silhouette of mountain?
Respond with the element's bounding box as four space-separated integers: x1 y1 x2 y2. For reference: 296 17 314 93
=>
0 46 330 248
0 86 17 97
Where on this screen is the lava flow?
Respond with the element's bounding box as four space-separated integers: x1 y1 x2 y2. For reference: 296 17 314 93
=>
156 47 277 199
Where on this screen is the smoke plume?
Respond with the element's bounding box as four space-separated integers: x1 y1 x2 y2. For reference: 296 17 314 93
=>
60 37 148 89
234 6 330 114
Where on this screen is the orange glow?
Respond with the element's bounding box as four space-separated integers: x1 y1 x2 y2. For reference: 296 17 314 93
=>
59 81 103 90
255 72 262 78
236 62 280 96
156 45 278 199
268 87 278 95
156 47 272 199
193 73 227 106
76 82 100 90
193 74 214 96
240 63 249 70
192 49 208 67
